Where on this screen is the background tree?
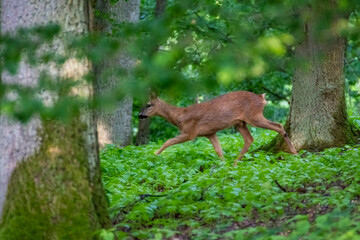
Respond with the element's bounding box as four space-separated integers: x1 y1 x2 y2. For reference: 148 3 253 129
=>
94 0 140 148
0 1 111 238
264 0 358 153
135 0 167 146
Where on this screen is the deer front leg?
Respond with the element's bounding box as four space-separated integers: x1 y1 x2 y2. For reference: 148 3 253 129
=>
207 134 224 160
155 134 192 155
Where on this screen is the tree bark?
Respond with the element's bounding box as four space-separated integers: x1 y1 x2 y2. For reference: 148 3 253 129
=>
155 0 167 17
94 0 140 148
263 1 356 153
135 0 167 146
136 116 152 145
0 1 111 238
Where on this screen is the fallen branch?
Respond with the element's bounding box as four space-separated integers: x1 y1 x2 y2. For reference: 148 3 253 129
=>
118 193 167 210
262 86 290 103
274 180 287 192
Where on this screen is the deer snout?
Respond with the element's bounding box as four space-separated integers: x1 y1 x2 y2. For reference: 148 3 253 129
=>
138 113 148 119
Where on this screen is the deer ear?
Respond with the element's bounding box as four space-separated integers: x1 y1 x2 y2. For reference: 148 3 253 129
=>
149 89 158 100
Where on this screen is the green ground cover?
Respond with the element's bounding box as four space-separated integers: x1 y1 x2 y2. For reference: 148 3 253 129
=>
101 130 360 240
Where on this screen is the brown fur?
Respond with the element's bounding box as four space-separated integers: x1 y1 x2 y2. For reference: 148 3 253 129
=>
139 91 297 166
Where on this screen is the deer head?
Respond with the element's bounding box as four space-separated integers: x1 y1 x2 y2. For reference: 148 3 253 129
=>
138 98 161 119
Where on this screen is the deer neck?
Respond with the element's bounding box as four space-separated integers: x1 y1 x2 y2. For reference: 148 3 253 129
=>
157 101 183 127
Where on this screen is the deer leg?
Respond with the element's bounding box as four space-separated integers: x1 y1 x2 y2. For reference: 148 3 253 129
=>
155 134 192 155
249 117 297 154
234 121 254 166
207 134 224 159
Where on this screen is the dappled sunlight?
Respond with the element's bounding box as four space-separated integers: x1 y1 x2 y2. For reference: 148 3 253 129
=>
61 58 90 80
97 121 112 148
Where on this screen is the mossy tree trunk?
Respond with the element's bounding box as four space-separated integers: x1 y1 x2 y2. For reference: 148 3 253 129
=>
265 0 356 153
94 0 140 148
0 0 111 239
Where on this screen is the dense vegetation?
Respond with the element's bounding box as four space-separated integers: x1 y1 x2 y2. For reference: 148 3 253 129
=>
101 129 360 239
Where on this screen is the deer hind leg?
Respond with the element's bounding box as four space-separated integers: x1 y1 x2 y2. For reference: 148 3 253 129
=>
248 116 297 154
206 134 224 159
155 133 192 155
234 121 254 166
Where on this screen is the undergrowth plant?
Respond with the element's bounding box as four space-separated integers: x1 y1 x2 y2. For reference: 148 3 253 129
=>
101 129 360 240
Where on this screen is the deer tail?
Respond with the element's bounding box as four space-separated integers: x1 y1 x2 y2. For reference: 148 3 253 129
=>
258 93 267 104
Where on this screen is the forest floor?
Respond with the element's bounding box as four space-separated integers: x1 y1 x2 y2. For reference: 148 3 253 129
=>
100 129 360 240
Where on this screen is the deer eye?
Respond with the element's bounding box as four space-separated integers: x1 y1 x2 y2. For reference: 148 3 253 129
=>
146 104 153 108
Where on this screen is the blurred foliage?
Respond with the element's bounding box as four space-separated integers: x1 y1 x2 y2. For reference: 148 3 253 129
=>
0 24 61 74
119 0 360 99
0 0 360 134
0 25 122 122
101 129 360 239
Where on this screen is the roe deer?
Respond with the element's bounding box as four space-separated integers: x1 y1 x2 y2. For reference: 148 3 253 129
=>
139 91 297 166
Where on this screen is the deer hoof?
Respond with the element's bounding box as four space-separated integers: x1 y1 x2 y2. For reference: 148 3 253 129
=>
291 149 298 155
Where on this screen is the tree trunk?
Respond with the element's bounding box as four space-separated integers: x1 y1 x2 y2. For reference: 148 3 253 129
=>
94 0 140 148
136 117 152 145
155 0 167 17
0 1 111 239
135 0 167 146
264 1 356 153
